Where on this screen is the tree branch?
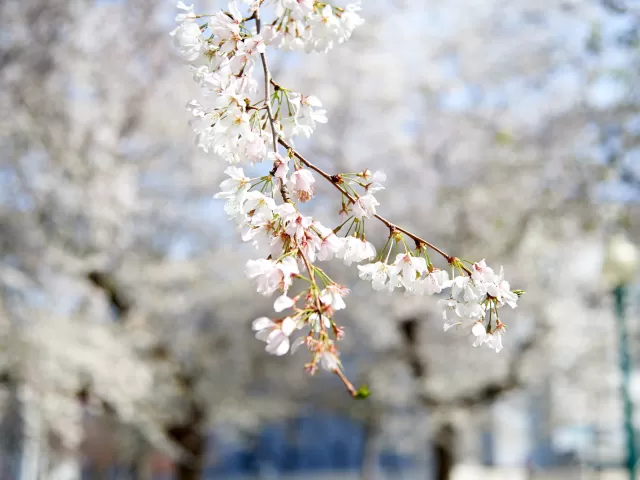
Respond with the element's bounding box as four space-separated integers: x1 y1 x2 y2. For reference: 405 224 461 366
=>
398 316 539 409
87 271 132 321
256 6 290 203
279 138 464 267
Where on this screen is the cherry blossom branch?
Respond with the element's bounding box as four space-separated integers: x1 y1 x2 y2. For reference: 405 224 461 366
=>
255 10 276 152
255 7 290 203
278 138 469 270
298 234 362 397
172 0 523 395
298 248 323 322
335 368 358 397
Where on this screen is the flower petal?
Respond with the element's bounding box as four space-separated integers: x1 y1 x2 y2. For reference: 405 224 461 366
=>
252 317 274 331
290 336 306 354
274 295 294 313
281 317 297 336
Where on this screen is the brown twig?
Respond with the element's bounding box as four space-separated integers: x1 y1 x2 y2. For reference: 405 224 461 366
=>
278 138 468 270
298 248 325 331
256 7 290 203
335 368 358 397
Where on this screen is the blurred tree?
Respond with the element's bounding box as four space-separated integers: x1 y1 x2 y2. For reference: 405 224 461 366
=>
1 1 639 480
280 1 633 478
0 0 301 477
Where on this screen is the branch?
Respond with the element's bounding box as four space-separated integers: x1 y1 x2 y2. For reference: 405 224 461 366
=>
256 7 290 203
432 333 536 408
85 270 199 464
253 4 466 269
397 315 539 409
87 271 132 321
279 138 464 267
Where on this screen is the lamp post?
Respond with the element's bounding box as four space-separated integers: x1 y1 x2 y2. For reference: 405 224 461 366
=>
603 233 640 480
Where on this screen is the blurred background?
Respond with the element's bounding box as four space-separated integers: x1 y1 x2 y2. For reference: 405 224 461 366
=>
2 0 640 479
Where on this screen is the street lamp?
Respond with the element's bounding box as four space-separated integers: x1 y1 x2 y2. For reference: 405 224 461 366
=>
603 233 640 480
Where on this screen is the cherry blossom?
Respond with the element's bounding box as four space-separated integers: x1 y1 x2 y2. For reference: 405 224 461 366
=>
170 21 206 61
175 1 195 23
487 267 519 308
319 351 340 372
471 322 488 347
420 269 451 295
274 295 295 312
269 152 290 179
172 0 522 395
339 236 376 266
357 262 390 291
252 317 297 356
389 253 428 288
208 2 243 41
319 284 349 311
315 224 346 262
245 257 299 296
352 194 379 219
287 168 315 202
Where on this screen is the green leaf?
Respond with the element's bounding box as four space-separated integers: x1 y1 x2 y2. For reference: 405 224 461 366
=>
354 385 371 399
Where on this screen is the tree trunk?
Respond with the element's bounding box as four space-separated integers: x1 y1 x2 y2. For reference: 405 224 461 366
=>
125 457 142 480
0 382 22 480
168 407 206 480
433 422 456 480
360 418 381 480
20 395 43 480
48 453 82 480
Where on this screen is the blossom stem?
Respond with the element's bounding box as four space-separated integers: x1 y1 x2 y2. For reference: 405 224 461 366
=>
376 235 393 262
298 248 324 330
256 6 290 203
334 368 358 397
333 215 355 234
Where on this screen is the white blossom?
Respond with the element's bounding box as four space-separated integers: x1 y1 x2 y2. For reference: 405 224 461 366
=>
213 166 252 218
315 224 345 262
252 317 297 356
269 152 290 179
282 210 313 242
208 1 243 40
451 275 487 303
389 253 427 288
273 295 295 312
485 324 506 353
339 236 376 266
364 170 386 193
281 93 328 139
242 191 277 221
352 194 379 219
245 257 299 295
420 269 451 295
471 322 488 347
440 299 462 331
175 2 196 23
170 21 206 61
309 312 331 332
319 351 340 372
487 267 519 308
358 262 391 291
287 168 315 202
319 284 349 311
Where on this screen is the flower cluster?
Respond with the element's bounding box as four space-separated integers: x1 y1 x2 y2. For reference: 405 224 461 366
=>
439 260 518 353
263 1 364 52
172 1 522 396
357 241 519 354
